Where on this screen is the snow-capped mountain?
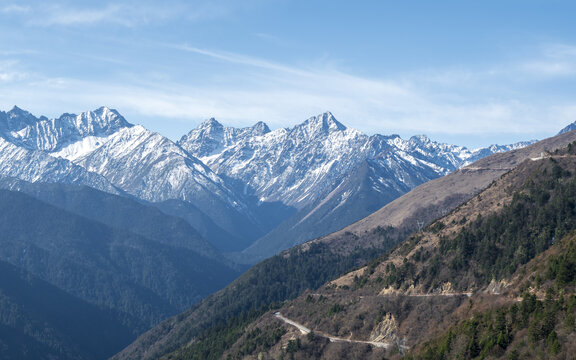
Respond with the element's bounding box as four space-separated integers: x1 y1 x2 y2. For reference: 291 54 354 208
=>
0 106 131 152
180 112 369 207
72 124 265 246
0 136 119 193
558 121 576 135
0 107 265 251
180 112 530 209
0 106 537 261
179 117 270 159
180 111 534 262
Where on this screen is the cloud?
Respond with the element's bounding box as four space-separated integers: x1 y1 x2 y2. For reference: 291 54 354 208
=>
520 44 576 77
1 4 31 14
2 40 575 147
0 60 30 82
163 45 560 133
170 44 313 77
32 3 172 27
3 1 250 28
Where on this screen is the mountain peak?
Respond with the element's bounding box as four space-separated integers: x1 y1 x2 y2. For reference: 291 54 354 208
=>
7 105 36 119
0 106 132 151
93 106 120 118
2 106 40 131
9 105 27 114
87 106 131 126
199 117 223 130
558 121 576 135
250 121 270 135
409 134 432 145
297 111 347 136
319 111 346 130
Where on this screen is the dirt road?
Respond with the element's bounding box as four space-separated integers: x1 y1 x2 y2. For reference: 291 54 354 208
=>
273 312 392 349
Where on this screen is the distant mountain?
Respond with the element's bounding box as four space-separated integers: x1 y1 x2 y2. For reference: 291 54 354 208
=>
1 106 535 259
0 107 265 251
0 188 240 331
0 106 539 259
0 106 131 152
0 135 119 194
180 112 533 262
0 178 222 259
72 124 264 249
178 117 270 159
558 120 576 135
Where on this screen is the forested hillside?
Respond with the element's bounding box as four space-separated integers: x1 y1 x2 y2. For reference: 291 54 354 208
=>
215 142 576 359
0 188 243 358
0 259 133 360
113 128 576 360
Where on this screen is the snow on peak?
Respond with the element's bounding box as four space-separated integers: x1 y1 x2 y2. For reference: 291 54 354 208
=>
179 118 272 158
251 121 271 135
0 106 132 152
558 121 576 135
297 112 347 137
64 107 132 138
1 106 41 131
408 134 431 145
199 117 224 130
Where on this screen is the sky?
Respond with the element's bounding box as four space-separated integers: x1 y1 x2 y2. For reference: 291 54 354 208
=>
1 0 575 148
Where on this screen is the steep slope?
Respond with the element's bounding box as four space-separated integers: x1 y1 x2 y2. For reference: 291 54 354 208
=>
0 106 125 194
178 117 270 158
558 120 576 135
0 107 264 251
412 231 576 359
0 105 131 152
313 129 576 254
72 125 264 250
181 112 532 262
0 259 134 360
0 136 119 193
218 141 576 359
0 189 240 332
114 129 576 360
238 159 412 263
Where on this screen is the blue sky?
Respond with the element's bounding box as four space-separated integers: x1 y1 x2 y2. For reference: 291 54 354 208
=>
1 0 575 148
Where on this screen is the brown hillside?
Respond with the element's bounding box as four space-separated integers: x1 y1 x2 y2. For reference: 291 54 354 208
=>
226 143 576 359
113 131 576 360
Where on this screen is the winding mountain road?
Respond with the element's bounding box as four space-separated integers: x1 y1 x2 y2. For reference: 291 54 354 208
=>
273 312 392 349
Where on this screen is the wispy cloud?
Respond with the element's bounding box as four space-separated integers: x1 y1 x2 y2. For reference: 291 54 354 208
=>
32 3 180 27
2 40 575 147
1 4 31 14
0 60 30 82
3 1 247 28
170 44 313 77
520 44 576 77
0 49 38 56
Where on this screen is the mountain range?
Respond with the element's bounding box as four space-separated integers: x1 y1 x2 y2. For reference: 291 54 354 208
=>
0 106 536 262
2 105 572 359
